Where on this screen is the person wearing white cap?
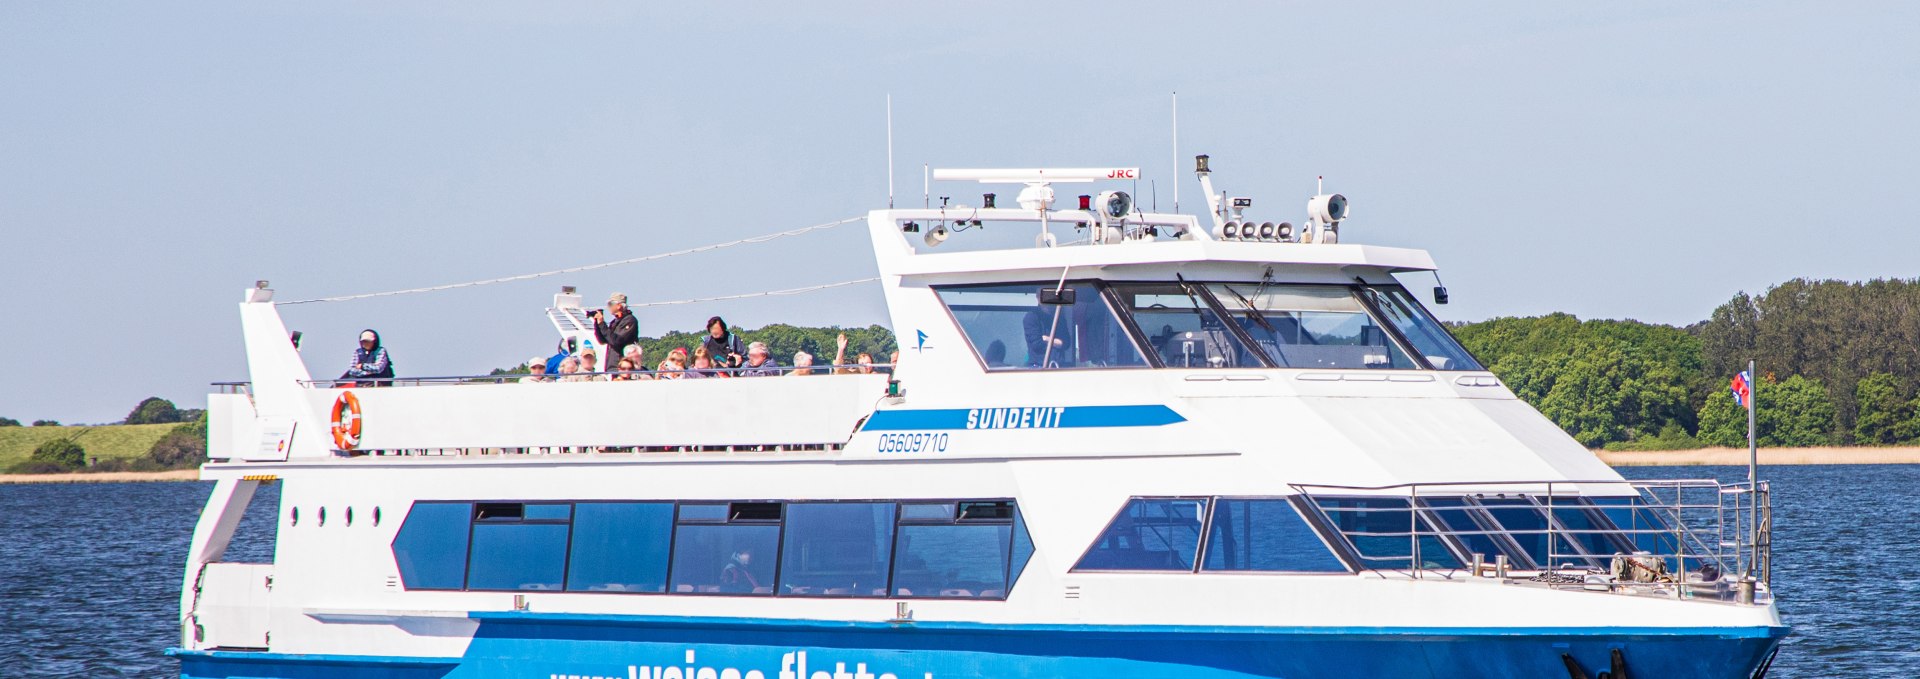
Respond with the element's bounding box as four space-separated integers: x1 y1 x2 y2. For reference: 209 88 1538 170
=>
521 357 551 383
591 292 639 367
341 328 395 386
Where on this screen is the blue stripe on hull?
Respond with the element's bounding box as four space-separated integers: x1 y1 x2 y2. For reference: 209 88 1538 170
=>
173 616 1788 679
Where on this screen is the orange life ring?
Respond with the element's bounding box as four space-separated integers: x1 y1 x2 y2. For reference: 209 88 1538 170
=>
331 391 362 450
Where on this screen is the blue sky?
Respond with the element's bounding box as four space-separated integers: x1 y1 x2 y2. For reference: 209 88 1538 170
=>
2 2 1914 423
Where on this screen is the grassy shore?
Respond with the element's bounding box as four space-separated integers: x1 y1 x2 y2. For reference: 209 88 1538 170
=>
1595 446 1920 466
0 423 175 469
0 469 199 484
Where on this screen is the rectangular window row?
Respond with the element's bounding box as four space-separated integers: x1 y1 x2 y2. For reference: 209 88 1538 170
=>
390 499 1034 600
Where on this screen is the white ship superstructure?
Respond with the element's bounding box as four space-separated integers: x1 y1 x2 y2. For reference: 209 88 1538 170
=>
172 159 1785 679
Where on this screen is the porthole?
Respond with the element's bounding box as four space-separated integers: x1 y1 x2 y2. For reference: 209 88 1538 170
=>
290 507 299 527
346 507 355 527
319 507 328 527
373 507 382 526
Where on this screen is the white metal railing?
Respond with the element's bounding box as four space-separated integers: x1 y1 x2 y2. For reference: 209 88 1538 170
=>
1291 478 1772 600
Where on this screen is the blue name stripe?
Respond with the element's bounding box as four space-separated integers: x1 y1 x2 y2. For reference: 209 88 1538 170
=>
862 405 1185 432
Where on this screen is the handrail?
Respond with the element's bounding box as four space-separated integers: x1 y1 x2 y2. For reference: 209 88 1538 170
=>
300 364 897 388
1292 477 1773 599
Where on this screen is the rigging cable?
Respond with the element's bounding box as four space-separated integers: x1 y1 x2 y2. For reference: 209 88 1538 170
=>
279 216 866 305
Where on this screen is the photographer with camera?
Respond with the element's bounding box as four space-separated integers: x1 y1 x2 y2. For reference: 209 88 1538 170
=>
700 315 746 370
591 292 639 372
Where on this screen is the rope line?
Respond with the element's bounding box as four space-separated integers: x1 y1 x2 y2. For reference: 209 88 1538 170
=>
627 278 880 308
279 216 866 305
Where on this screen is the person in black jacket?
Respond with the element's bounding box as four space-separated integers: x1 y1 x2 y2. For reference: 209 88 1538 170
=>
700 315 746 369
592 293 639 368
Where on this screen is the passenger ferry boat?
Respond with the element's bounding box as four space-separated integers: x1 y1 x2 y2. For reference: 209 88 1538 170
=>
172 159 1785 679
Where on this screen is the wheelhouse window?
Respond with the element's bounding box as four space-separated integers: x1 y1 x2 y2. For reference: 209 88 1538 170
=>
1109 283 1259 369
1359 286 1482 370
1209 284 1416 369
1073 498 1207 571
937 283 1148 370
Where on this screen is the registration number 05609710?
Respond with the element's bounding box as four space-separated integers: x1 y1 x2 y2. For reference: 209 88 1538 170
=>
877 432 949 454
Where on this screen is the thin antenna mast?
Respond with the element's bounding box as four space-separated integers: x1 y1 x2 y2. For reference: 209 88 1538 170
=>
923 164 930 208
1171 92 1180 213
886 95 895 208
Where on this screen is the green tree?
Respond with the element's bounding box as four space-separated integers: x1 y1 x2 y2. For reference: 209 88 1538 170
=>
0 417 19 427
31 419 59 427
29 438 86 470
1853 372 1912 445
126 397 181 425
1699 375 1837 447
1896 395 1920 444
147 431 206 468
1453 314 1703 446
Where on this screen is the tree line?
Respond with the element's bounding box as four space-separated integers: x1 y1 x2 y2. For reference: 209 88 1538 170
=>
5 396 208 474
1453 277 1920 449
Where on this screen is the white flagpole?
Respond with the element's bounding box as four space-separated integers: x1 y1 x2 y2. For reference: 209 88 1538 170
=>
1746 359 1758 576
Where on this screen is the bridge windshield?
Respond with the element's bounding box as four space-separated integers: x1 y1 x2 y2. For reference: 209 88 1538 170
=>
935 281 1480 372
1210 284 1417 370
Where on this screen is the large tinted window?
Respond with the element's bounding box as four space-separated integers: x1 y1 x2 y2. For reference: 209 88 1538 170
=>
891 501 1017 598
779 503 895 597
937 283 1147 370
391 502 472 590
1110 284 1259 368
1360 286 1482 370
1074 498 1207 571
670 504 781 595
1420 497 1520 566
1201 499 1347 572
467 503 571 591
1315 497 1461 570
566 502 674 593
1211 284 1415 369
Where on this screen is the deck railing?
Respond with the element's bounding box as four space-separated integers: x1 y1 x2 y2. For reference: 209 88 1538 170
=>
293 363 896 388
1290 478 1772 596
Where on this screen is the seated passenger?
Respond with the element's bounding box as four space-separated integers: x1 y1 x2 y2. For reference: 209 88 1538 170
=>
700 316 747 370
545 338 576 375
609 357 642 381
831 333 875 374
655 347 689 379
687 346 722 379
878 350 899 374
718 549 762 594
739 342 781 377
577 346 602 377
557 356 591 382
787 351 815 376
521 357 551 383
342 329 395 387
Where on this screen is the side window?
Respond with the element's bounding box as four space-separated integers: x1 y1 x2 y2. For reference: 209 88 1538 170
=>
390 502 472 590
892 501 1018 598
1312 497 1461 570
566 502 674 593
1211 284 1417 369
1201 499 1347 572
1073 498 1207 571
779 503 896 597
937 283 1148 370
670 503 781 595
1109 284 1259 369
466 503 572 591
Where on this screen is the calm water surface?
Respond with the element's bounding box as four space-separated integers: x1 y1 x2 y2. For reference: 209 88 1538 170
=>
1 465 1913 677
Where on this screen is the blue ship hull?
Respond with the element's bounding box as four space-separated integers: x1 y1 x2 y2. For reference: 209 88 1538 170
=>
172 613 1787 679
